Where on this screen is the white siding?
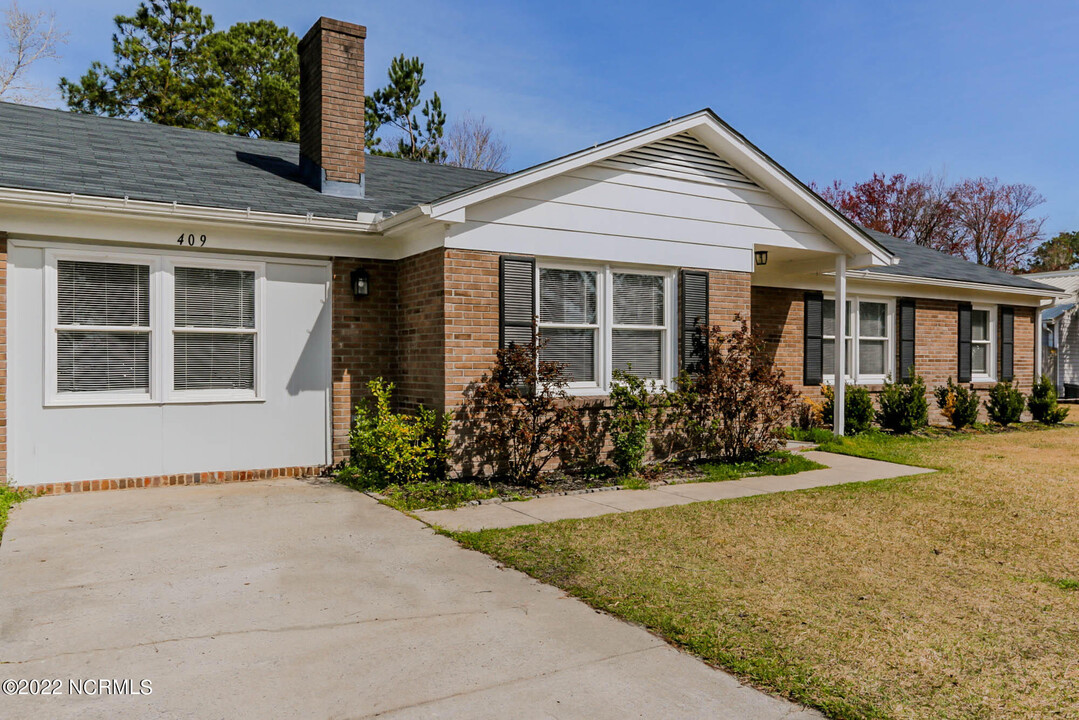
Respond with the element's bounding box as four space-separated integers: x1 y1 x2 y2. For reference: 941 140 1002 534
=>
9 244 331 486
447 132 834 271
1060 310 1079 387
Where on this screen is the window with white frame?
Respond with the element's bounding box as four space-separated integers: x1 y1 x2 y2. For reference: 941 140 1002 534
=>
823 296 893 383
47 249 263 405
55 259 152 395
538 264 673 390
971 307 995 379
173 266 257 392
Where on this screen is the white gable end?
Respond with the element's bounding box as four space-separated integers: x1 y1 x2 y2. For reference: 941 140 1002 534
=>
446 129 837 271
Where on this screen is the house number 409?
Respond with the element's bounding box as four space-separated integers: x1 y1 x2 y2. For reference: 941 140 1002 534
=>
177 233 208 247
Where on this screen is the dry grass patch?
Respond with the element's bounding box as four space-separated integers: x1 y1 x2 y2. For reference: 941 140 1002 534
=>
457 427 1079 719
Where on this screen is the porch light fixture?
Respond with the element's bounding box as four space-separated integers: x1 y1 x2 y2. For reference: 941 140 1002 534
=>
755 250 769 267
350 267 370 298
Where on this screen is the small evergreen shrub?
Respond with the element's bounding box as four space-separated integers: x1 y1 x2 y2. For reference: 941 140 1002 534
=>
342 378 449 488
606 369 662 475
1028 374 1069 425
877 373 928 434
934 378 981 430
985 381 1026 426
822 384 876 434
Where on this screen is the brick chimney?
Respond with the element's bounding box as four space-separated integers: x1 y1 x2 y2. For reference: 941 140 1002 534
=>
298 17 366 198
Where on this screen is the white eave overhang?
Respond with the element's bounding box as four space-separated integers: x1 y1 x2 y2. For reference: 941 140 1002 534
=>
844 268 1069 303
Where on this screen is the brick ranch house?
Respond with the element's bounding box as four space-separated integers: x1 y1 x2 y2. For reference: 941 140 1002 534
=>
0 17 1062 494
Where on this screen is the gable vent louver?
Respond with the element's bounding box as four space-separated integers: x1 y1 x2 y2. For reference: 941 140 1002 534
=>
599 133 759 188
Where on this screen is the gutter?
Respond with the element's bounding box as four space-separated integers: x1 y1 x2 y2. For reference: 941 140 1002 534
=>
843 268 1070 300
0 186 383 234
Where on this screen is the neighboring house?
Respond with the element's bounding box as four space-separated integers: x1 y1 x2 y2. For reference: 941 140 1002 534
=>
0 17 1063 493
1027 270 1079 397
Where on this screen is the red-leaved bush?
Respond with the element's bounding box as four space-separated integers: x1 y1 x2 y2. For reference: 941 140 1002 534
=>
663 317 798 463
454 335 577 485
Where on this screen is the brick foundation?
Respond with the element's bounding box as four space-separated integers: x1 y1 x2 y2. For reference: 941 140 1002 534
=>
22 466 325 497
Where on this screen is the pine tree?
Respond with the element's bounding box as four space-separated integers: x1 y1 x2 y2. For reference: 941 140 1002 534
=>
365 54 446 163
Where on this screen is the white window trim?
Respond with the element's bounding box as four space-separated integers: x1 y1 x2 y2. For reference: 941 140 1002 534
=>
44 247 265 407
536 261 677 395
971 304 997 382
823 295 895 385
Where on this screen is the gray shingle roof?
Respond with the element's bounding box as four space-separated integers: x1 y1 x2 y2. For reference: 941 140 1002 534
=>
861 229 1058 292
0 103 1061 296
0 101 503 219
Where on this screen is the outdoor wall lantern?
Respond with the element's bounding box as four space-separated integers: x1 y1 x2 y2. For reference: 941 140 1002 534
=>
755 250 769 267
351 267 370 298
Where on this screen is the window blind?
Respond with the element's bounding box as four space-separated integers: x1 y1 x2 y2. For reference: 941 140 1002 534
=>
174 267 256 391
540 269 596 324
56 259 151 394
539 328 595 382
613 273 664 380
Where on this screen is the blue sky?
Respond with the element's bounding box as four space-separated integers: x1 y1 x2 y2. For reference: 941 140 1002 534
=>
17 0 1079 235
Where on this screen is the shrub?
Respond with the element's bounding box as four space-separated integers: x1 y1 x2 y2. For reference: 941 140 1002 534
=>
455 335 575 485
606 369 663 475
934 378 981 430
665 318 798 463
342 378 449 489
1028 374 1069 425
984 381 1026 426
822 384 876 434
877 373 928 434
794 397 825 430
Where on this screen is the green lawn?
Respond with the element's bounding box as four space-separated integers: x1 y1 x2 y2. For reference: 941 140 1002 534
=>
456 427 1079 719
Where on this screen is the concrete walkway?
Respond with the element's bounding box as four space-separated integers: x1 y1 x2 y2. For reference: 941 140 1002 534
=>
1 477 824 719
418 451 935 531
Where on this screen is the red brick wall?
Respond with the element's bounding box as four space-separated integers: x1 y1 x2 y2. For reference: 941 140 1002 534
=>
397 248 446 412
331 258 398 463
444 249 500 411
298 18 366 184
752 286 1040 423
707 269 753 332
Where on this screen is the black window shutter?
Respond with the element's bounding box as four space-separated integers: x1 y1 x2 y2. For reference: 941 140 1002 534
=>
1000 306 1014 381
957 302 972 383
896 298 917 383
680 270 709 372
499 256 535 349
804 291 824 386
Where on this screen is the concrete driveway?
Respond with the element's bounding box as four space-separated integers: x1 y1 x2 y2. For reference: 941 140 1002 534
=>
0 479 822 719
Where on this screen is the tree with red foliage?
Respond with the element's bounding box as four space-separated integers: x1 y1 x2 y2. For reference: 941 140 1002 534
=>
952 178 1045 272
817 172 1045 271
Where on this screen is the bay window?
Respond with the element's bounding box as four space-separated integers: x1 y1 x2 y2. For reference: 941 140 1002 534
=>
46 248 263 405
823 296 893 383
538 263 674 391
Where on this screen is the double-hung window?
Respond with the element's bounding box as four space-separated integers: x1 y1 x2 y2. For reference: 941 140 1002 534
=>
970 306 995 380
538 264 674 391
55 258 152 397
173 266 257 394
47 248 263 405
822 296 893 383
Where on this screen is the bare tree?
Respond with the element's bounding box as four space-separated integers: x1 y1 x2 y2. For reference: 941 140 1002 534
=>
953 178 1045 271
443 112 509 171
0 1 66 103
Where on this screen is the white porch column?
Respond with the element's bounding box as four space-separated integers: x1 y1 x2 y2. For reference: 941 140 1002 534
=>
834 254 847 436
